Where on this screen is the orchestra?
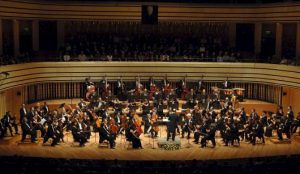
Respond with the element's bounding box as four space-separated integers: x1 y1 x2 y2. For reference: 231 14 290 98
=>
1 77 299 151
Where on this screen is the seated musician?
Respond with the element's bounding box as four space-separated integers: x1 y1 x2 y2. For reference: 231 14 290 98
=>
250 119 265 145
182 113 193 139
156 99 164 119
128 120 143 149
292 112 300 135
78 99 87 110
142 99 151 115
277 114 292 140
10 114 19 135
144 114 152 135
200 124 216 148
43 119 59 146
194 124 206 144
71 119 87 147
1 111 14 136
0 120 4 138
99 119 115 149
21 117 37 143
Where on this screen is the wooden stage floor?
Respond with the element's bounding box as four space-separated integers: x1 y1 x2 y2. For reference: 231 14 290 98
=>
1 99 296 161
1 126 300 161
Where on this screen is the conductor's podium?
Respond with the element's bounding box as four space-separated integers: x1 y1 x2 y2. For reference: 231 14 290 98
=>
157 137 181 150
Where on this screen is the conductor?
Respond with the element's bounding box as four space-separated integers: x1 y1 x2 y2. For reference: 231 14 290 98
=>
167 108 178 141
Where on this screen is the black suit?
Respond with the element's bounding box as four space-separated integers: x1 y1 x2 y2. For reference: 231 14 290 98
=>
27 111 34 123
167 112 178 141
21 120 36 142
43 124 59 146
42 105 49 114
71 123 87 146
20 108 27 123
99 123 115 148
1 114 13 136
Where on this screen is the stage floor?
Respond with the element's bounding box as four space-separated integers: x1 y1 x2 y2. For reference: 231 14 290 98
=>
0 98 293 161
0 126 300 161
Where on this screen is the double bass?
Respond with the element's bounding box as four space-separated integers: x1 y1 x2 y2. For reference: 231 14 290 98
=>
85 81 96 101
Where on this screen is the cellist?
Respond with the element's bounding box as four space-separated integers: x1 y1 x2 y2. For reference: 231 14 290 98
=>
128 117 143 149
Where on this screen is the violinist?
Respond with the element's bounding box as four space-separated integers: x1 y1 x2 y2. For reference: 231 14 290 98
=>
78 99 87 110
43 119 59 146
109 119 118 140
32 111 46 137
21 117 37 143
182 113 193 139
114 112 122 128
200 123 216 148
144 114 152 135
71 118 87 147
155 99 164 119
142 99 151 115
99 119 115 149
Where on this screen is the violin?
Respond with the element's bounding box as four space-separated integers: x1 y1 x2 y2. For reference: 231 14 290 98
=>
109 119 118 134
94 115 101 129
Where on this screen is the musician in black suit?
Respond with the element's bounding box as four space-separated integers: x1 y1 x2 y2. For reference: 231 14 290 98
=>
41 102 49 114
167 108 178 141
43 119 59 146
200 124 216 148
182 113 193 139
27 107 35 124
128 121 143 149
21 117 37 143
292 112 300 135
156 100 164 119
10 113 19 135
222 79 231 89
277 115 292 140
251 119 265 145
0 120 4 138
20 104 27 123
1 112 13 136
99 119 115 148
71 119 87 147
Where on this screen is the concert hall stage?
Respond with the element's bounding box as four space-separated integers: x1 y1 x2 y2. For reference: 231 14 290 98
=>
0 126 300 161
1 99 298 161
